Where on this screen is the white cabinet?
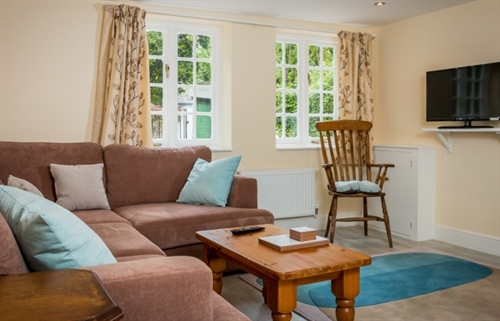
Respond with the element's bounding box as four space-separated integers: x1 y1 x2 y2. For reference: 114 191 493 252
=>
367 145 435 241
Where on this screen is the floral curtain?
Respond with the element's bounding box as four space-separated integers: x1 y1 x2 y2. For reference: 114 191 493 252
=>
337 31 375 123
92 4 152 147
337 31 375 161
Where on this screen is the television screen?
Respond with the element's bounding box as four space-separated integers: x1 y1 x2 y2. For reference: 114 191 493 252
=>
426 62 500 128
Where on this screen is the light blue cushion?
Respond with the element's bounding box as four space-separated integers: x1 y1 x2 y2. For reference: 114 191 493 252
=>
335 181 360 193
177 155 242 207
358 180 381 193
335 180 381 194
0 186 116 271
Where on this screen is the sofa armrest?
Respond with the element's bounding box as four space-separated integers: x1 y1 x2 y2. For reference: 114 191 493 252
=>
85 256 214 321
227 175 258 208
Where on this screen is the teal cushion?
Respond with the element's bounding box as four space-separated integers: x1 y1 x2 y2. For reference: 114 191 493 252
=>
335 180 380 194
0 186 116 271
177 155 242 207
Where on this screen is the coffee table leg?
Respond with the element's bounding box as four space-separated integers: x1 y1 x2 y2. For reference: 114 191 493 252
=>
265 280 296 321
331 268 360 321
203 245 226 294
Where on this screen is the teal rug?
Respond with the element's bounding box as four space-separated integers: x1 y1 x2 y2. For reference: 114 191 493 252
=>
240 250 496 319
292 252 492 308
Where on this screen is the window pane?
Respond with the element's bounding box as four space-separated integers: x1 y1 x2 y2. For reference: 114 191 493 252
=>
147 31 163 56
151 115 163 139
276 116 283 138
151 87 163 110
149 59 163 83
309 116 320 137
309 70 320 90
285 67 298 89
178 87 194 112
276 67 283 89
309 45 320 67
285 43 297 65
285 92 297 113
196 115 212 138
196 35 211 59
178 61 193 84
178 33 193 58
276 42 283 64
323 46 334 67
196 62 211 85
323 70 334 91
323 93 334 113
276 92 283 113
197 95 211 112
178 114 193 139
285 116 297 138
309 93 320 113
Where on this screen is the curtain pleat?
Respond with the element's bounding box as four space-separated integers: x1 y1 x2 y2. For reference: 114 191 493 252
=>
92 4 152 147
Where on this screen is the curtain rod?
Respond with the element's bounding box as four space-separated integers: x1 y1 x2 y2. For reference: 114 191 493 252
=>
145 8 342 35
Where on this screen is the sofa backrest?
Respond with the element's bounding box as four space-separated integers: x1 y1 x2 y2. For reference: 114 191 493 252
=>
0 142 104 202
0 213 29 275
104 144 211 209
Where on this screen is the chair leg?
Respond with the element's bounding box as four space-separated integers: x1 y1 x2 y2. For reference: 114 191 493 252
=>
363 197 368 236
381 196 393 248
324 198 333 238
328 197 338 243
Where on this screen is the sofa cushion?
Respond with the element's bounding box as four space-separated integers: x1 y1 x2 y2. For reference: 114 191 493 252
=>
0 186 116 271
113 202 275 250
104 145 212 209
177 155 242 207
7 175 44 197
75 210 166 259
50 163 110 211
0 142 104 202
0 213 29 275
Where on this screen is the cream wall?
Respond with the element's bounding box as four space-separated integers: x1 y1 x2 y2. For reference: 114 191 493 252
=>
1 1 499 251
374 1 500 244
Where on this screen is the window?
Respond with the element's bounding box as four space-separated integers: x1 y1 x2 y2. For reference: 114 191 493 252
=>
275 33 337 147
147 20 221 147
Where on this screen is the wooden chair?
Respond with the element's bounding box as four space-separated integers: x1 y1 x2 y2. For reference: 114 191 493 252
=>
315 120 395 247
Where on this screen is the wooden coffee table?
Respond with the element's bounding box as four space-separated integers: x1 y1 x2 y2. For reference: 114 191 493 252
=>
196 224 371 321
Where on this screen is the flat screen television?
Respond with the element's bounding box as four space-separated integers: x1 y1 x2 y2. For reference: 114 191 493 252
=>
426 61 500 128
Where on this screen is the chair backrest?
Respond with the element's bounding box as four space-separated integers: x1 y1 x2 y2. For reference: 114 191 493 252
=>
315 120 373 191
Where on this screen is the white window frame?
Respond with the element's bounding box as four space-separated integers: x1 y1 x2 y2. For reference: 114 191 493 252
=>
147 20 222 148
276 32 338 149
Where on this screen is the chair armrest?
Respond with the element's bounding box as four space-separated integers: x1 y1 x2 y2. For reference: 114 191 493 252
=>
367 163 394 190
227 175 258 208
84 256 214 321
367 163 395 168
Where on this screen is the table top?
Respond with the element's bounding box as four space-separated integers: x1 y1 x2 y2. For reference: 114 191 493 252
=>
0 269 123 321
196 224 371 281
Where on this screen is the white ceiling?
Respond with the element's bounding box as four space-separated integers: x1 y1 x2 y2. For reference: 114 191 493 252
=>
134 0 476 27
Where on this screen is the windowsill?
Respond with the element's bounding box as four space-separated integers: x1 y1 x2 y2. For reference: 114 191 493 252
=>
276 144 321 151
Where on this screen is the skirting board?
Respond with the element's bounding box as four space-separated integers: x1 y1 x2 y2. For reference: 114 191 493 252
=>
434 225 500 257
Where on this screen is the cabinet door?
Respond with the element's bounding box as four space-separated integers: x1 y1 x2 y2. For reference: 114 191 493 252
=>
369 149 414 238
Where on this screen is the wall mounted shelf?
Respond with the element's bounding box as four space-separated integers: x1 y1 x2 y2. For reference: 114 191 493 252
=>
422 128 500 153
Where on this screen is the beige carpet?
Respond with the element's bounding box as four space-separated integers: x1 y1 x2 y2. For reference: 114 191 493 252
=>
240 247 500 321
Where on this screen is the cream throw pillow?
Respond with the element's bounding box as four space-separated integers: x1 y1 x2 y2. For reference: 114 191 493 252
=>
7 175 44 197
50 163 110 211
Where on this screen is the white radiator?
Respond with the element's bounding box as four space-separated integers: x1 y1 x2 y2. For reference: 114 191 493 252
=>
240 168 316 219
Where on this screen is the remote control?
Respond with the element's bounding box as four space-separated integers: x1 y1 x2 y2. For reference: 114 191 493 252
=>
231 226 265 235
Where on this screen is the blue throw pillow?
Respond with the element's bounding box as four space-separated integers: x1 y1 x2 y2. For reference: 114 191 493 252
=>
177 155 242 207
0 186 116 271
358 180 381 193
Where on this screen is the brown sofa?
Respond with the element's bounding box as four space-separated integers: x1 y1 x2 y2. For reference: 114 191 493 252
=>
0 141 274 321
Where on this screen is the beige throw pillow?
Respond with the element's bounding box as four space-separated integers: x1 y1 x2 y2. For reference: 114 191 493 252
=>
50 163 110 211
7 175 44 198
